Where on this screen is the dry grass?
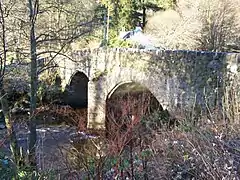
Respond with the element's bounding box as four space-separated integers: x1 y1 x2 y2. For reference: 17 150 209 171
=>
147 121 240 179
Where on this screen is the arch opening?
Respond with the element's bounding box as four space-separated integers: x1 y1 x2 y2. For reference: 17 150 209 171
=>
64 71 89 130
106 82 166 137
65 71 89 108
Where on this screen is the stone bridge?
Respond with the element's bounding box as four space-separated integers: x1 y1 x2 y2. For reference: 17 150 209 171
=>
56 48 240 129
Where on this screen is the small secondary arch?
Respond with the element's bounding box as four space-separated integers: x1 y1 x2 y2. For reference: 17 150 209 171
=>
67 70 89 87
64 71 89 108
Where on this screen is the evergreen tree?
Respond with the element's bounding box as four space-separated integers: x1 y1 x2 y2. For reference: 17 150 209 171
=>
99 0 176 46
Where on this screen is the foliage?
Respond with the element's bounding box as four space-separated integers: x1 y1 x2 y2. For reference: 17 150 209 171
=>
0 0 97 65
0 0 239 178
0 153 16 179
149 123 240 179
65 90 168 179
108 36 135 48
0 0 21 169
0 0 98 171
154 0 176 9
0 147 59 179
98 0 176 47
141 109 171 130
197 0 240 51
145 0 240 51
38 70 63 104
64 77 240 179
100 0 138 30
100 0 175 27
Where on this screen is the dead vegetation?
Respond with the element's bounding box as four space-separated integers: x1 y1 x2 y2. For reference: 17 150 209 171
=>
145 0 240 52
1 86 240 179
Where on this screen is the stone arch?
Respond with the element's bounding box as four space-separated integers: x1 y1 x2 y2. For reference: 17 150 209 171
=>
104 67 170 110
106 81 133 100
64 71 89 108
106 80 163 113
87 67 172 129
105 81 163 135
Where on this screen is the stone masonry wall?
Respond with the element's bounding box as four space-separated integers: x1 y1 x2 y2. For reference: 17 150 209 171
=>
56 48 240 129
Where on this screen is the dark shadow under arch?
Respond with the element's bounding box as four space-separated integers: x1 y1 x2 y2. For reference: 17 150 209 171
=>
105 82 163 136
64 71 89 108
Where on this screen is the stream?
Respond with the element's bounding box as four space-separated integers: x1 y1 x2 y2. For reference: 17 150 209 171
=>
0 124 85 177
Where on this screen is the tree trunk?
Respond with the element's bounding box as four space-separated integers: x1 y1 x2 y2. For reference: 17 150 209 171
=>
28 0 38 169
106 6 110 43
142 0 146 28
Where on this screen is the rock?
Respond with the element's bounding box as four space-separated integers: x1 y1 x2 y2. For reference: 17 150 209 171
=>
0 124 6 129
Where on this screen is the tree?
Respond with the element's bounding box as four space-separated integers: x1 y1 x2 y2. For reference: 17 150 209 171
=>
0 0 20 166
141 0 176 27
98 0 176 47
27 0 38 168
25 0 96 168
145 0 240 51
0 0 97 171
197 0 240 51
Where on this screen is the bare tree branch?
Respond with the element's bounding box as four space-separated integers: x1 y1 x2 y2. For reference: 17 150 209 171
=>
36 21 95 44
36 29 92 75
0 0 7 79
